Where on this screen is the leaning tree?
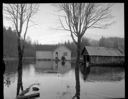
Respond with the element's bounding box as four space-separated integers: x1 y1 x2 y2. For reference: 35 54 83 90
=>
57 3 114 99
3 4 39 96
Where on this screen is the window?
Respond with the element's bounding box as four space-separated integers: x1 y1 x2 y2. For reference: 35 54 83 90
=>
55 52 58 57
56 52 58 55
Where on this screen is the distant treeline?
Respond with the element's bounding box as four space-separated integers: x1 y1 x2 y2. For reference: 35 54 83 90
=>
63 36 124 57
3 26 124 58
3 26 36 57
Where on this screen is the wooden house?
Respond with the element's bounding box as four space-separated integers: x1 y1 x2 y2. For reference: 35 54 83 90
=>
36 45 71 61
81 46 124 65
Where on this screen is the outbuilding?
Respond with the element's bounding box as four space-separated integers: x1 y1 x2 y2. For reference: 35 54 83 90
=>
81 46 124 65
36 45 71 61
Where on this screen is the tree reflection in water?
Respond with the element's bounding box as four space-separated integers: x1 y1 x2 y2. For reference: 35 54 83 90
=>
4 76 11 87
80 66 90 81
4 73 16 87
4 61 17 87
80 64 90 81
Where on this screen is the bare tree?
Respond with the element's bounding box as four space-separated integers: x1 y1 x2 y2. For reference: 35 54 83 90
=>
3 3 39 96
57 3 114 99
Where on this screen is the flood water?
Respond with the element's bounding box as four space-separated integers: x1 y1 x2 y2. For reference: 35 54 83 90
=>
4 60 125 99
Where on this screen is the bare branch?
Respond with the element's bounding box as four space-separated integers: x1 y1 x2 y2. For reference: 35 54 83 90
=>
56 3 114 45
4 3 39 52
59 17 70 31
71 31 77 45
59 17 78 37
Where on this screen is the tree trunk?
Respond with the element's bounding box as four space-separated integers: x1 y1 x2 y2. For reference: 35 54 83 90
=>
16 37 24 96
74 37 81 99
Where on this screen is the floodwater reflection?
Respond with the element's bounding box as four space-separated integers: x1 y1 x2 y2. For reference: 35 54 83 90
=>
4 60 125 99
4 61 17 87
80 66 124 82
35 61 71 74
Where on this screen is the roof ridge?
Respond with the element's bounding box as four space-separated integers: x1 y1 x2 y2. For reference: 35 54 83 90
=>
36 45 71 51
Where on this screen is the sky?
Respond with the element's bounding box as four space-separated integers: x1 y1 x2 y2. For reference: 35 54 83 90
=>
3 3 124 44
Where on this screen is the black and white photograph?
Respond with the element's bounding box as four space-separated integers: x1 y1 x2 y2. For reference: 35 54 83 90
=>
3 3 125 99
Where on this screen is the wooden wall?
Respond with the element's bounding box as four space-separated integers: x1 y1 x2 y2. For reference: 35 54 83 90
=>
89 56 124 64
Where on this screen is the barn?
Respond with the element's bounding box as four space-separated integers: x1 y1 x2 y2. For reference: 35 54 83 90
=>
36 45 71 61
81 46 124 65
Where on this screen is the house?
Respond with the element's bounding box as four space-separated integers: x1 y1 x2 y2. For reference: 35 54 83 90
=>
81 46 124 65
36 45 71 61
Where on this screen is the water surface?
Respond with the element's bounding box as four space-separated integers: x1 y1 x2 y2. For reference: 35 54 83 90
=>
4 60 125 99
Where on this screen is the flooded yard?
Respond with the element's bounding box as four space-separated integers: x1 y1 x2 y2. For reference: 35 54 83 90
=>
4 60 125 99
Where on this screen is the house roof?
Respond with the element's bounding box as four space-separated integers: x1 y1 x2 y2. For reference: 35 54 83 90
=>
36 45 57 51
54 45 71 52
36 45 71 52
82 46 124 56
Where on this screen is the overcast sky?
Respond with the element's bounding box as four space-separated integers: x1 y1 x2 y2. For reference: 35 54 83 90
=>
3 3 124 44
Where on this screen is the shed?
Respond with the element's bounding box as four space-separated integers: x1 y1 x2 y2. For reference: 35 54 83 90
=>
36 45 71 61
81 46 124 65
53 46 71 61
36 45 57 61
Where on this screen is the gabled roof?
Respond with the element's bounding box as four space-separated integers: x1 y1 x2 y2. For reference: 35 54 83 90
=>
54 45 71 52
36 45 57 51
82 46 124 56
36 45 71 52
